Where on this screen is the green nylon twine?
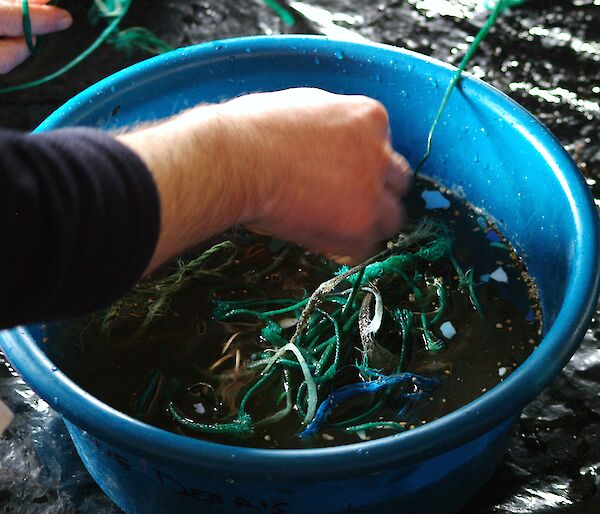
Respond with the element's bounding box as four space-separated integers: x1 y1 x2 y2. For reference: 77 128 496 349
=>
1 0 132 94
107 27 174 55
21 0 37 54
485 0 526 12
262 0 295 26
415 0 529 173
2 0 172 95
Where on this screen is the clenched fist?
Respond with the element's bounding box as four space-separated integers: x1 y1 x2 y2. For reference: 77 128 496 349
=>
119 88 413 273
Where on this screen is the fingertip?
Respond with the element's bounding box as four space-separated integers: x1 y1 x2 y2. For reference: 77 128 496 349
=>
56 11 72 31
29 5 72 35
325 254 356 266
316 236 376 265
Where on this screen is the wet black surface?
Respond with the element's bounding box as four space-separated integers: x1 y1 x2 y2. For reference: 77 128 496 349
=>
0 0 599 512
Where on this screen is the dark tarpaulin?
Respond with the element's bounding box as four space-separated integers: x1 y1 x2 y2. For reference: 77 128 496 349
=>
0 0 598 512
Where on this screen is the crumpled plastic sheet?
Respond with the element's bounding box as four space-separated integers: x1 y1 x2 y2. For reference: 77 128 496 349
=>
3 329 600 513
0 356 121 513
463 327 600 513
0 0 598 512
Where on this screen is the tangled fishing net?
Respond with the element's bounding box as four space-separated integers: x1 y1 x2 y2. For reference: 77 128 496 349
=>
71 0 529 441
10 0 531 439
102 217 487 440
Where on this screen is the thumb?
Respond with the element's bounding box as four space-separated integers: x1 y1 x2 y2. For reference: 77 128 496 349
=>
0 2 72 37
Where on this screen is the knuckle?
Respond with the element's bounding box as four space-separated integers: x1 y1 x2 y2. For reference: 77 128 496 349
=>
291 87 330 100
375 143 392 172
359 98 389 127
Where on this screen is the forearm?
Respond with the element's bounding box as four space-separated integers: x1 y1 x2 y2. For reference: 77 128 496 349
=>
119 88 412 273
118 106 253 274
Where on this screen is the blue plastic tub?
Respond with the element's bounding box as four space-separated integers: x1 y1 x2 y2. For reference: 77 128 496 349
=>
2 36 599 514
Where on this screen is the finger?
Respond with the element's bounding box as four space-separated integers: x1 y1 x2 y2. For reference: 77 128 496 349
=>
324 254 355 266
0 36 31 74
0 3 71 37
313 228 379 263
374 191 404 243
320 241 373 264
7 0 53 5
385 150 414 195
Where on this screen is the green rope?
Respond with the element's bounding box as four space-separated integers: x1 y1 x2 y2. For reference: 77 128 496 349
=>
391 308 412 372
429 278 447 325
415 0 529 173
261 0 295 26
21 0 37 54
254 372 293 427
341 266 365 317
168 403 254 436
133 369 161 415
216 298 310 322
101 240 237 332
263 342 318 425
328 399 387 429
3 0 172 94
1 0 131 94
346 421 406 433
107 27 174 55
420 312 445 353
243 244 293 282
450 256 484 318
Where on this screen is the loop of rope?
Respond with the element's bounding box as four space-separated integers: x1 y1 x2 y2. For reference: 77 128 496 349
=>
21 0 37 54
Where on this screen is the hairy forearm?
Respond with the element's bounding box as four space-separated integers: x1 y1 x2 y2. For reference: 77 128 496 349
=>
118 88 412 276
118 106 252 274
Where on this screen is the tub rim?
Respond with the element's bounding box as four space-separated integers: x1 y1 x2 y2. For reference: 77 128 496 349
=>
2 35 598 479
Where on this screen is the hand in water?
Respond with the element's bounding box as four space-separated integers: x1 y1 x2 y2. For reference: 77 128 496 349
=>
218 88 413 261
0 0 72 74
120 88 414 271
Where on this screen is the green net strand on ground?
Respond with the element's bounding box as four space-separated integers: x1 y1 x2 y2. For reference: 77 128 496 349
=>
261 0 296 26
106 27 174 55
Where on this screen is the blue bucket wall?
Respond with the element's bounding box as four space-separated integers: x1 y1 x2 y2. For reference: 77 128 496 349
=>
65 417 516 514
2 36 599 514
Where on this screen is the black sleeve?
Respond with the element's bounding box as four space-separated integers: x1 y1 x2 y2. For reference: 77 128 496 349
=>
0 127 160 328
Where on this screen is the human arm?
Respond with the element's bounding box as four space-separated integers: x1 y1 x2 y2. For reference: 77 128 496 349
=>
0 0 72 74
0 88 412 328
118 88 412 274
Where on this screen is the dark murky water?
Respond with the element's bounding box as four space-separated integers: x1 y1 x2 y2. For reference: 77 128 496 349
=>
0 0 598 511
44 180 541 450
